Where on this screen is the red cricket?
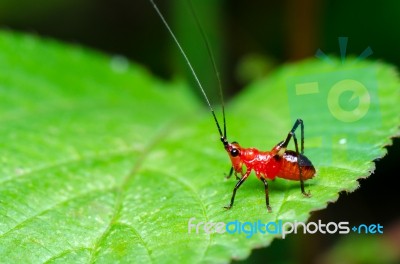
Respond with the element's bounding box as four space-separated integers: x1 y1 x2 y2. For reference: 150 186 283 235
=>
150 0 316 212
221 119 316 212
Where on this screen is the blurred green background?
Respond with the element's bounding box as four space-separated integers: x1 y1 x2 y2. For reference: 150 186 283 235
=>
1 0 399 263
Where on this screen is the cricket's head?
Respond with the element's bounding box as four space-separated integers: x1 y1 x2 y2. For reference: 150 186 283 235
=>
221 138 242 171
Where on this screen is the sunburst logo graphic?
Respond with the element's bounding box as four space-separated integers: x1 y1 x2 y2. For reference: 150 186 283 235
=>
286 37 381 165
314 37 374 123
315 37 373 64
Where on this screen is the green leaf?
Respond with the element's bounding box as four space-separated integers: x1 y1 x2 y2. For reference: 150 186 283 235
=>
0 31 399 263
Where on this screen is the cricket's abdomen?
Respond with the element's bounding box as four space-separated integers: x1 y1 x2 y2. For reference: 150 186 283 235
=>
277 150 316 180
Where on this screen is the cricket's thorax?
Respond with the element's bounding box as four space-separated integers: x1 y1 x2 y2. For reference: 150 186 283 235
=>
238 148 282 180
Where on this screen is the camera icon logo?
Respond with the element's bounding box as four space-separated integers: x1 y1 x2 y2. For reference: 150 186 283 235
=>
286 37 381 165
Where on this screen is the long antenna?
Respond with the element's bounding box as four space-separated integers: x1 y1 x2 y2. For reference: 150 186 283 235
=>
149 0 227 142
186 0 227 140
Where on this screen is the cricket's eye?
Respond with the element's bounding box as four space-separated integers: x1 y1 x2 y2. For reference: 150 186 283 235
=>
230 148 240 157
